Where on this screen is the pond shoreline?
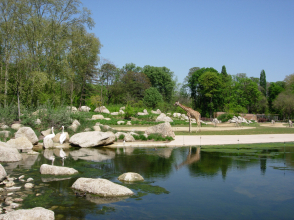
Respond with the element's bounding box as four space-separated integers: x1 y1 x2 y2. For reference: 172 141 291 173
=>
107 134 294 148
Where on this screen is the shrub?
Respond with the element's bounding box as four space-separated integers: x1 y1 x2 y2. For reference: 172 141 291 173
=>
143 87 163 109
124 104 134 119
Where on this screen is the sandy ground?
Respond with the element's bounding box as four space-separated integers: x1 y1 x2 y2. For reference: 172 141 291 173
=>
106 122 294 148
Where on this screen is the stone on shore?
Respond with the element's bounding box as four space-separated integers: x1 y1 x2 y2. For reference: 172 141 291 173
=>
0 207 54 220
124 133 135 142
94 106 110 114
0 164 7 181
40 164 78 175
92 114 104 120
43 137 54 148
53 132 69 143
145 122 175 138
0 143 22 162
15 127 38 145
71 177 134 197
69 131 115 147
118 172 144 182
7 137 33 150
156 113 173 123
11 124 22 130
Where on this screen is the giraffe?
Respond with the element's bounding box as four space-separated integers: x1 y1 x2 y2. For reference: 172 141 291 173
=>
174 101 201 133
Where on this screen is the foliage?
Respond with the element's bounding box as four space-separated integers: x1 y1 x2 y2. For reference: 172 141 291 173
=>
259 70 267 96
124 104 134 119
0 102 18 125
143 87 163 109
217 113 234 122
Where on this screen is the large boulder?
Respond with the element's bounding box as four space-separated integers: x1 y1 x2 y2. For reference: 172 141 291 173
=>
71 177 134 197
52 132 69 143
7 136 33 150
40 164 78 175
145 122 175 138
69 119 80 132
94 106 110 114
0 164 7 181
92 115 104 120
0 131 10 138
155 113 173 123
78 106 91 112
11 123 22 130
15 127 38 145
43 137 54 148
67 106 78 112
0 142 22 162
41 128 51 137
0 207 54 220
69 131 115 147
118 172 144 182
124 133 135 142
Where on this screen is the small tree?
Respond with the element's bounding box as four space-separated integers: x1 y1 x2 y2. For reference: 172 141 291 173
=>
260 70 267 96
143 87 163 109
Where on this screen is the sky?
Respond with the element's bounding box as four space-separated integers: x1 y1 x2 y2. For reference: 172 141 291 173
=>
81 0 294 84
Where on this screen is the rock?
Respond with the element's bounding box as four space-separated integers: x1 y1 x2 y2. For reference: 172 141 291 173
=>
35 119 41 125
43 137 54 148
67 106 78 112
93 126 101 131
155 113 173 123
7 137 33 150
40 164 78 175
173 113 181 118
41 129 51 137
11 124 22 130
92 115 104 120
151 109 161 114
124 134 135 142
0 207 54 220
69 131 115 147
102 125 112 130
10 203 21 209
137 112 148 116
145 122 175 138
6 187 21 191
84 128 91 132
26 178 33 182
0 131 10 138
117 121 125 125
78 106 91 112
118 172 144 182
52 132 69 143
0 143 22 162
5 181 15 187
120 106 125 111
0 124 9 129
104 118 111 121
24 183 34 188
94 106 110 114
19 175 24 179
126 121 132 125
15 127 38 145
69 120 80 132
0 165 7 181
71 178 134 197
111 112 119 115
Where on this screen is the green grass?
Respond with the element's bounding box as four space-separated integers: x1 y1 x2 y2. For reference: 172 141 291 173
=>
174 123 294 135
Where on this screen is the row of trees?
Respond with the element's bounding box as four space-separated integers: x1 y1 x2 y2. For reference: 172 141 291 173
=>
0 0 101 117
181 66 293 119
0 0 292 119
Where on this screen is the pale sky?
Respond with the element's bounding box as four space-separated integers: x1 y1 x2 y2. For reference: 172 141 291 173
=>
81 0 294 84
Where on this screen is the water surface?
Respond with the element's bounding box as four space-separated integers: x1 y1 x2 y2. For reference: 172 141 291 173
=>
2 143 294 220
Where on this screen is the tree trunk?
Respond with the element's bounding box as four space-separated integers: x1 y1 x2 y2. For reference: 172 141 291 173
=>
17 85 20 121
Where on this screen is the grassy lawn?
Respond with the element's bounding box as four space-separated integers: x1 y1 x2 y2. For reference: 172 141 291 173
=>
175 124 294 135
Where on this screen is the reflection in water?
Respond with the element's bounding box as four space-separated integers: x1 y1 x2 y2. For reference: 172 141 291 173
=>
175 147 200 170
69 148 115 162
4 153 39 173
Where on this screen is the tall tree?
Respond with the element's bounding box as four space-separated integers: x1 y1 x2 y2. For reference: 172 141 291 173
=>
260 69 266 96
221 65 227 76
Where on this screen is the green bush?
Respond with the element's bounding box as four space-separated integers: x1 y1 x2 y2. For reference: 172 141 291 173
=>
143 87 163 109
124 104 134 119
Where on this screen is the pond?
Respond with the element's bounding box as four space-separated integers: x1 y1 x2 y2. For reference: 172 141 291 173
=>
2 143 294 220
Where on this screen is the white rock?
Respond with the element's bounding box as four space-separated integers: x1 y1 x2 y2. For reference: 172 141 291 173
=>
7 136 33 150
145 122 175 138
11 124 22 130
94 106 110 114
15 127 38 145
156 113 173 123
40 164 78 175
0 165 7 181
0 143 22 162
124 134 135 142
78 106 91 112
69 131 115 148
0 207 54 220
93 126 101 131
117 121 125 125
71 178 134 197
118 172 144 182
24 183 34 188
92 115 104 120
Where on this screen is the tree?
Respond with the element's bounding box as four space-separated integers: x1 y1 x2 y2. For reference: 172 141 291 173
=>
221 65 227 76
260 69 266 96
273 92 294 119
198 71 222 118
143 87 163 109
143 65 175 102
268 82 285 112
99 62 117 104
